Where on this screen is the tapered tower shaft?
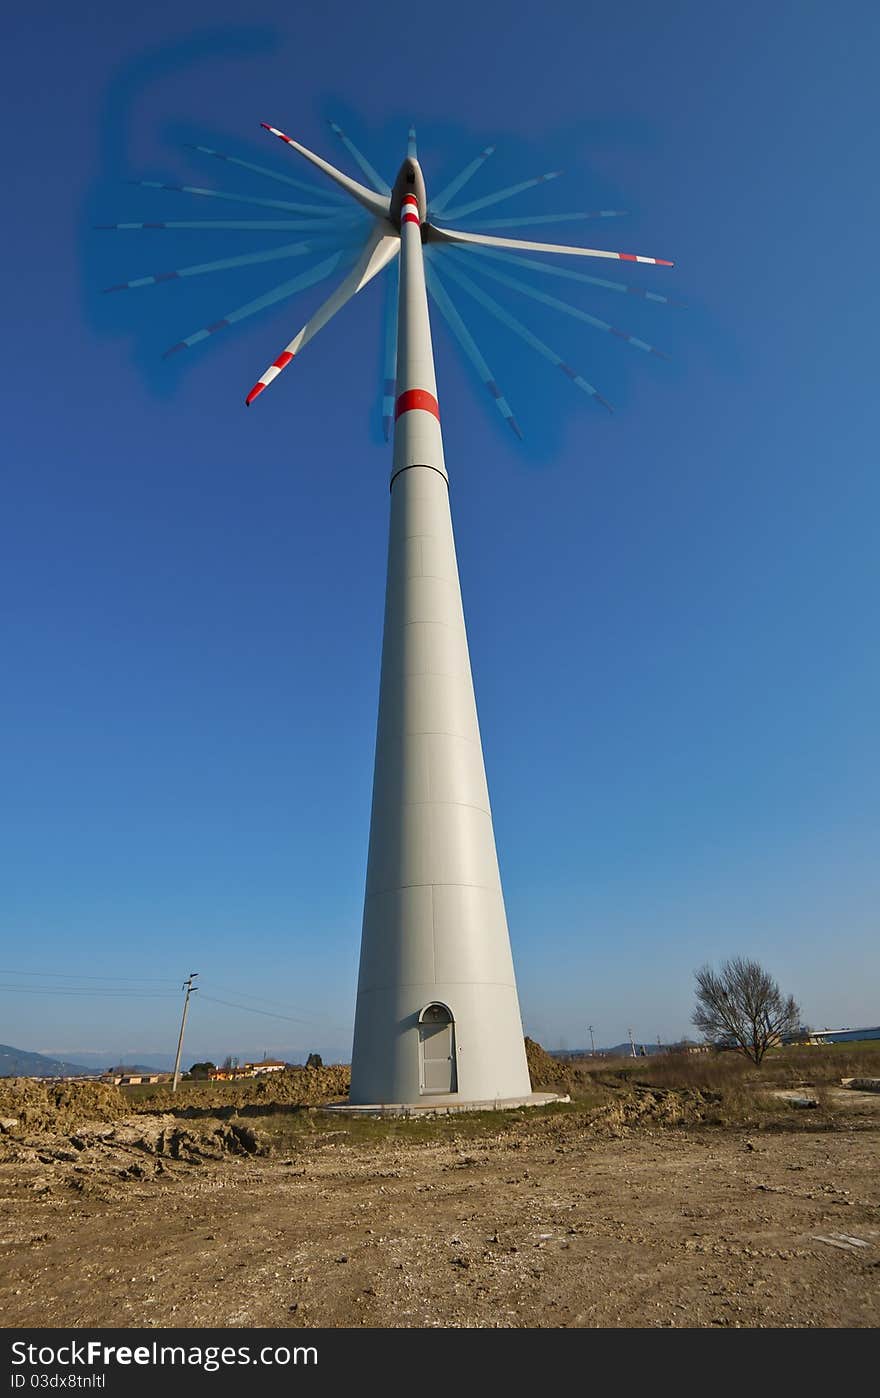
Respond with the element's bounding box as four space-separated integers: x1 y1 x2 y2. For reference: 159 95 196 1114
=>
350 174 531 1104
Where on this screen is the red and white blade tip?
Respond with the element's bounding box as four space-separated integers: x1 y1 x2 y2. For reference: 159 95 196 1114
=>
245 349 296 406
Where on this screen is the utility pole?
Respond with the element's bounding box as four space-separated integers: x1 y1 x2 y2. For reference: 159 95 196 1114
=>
628 1027 636 1059
588 1025 595 1057
172 972 198 1093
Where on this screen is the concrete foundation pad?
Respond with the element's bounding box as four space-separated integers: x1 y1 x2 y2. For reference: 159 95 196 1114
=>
319 1091 569 1118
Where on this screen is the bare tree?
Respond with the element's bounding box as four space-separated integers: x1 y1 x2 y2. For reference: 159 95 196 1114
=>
692 958 801 1064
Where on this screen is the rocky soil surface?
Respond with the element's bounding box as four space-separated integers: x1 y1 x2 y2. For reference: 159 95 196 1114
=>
1 1074 878 1329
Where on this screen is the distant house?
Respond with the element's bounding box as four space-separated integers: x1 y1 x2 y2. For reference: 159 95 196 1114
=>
205 1059 289 1081
244 1059 287 1075
102 1072 168 1086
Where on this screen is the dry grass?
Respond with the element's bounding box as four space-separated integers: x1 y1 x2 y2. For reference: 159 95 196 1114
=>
4 1041 875 1147
544 1043 880 1132
562 1041 880 1091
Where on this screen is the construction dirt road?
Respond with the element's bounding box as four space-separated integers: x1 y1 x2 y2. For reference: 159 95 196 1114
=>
1 1067 878 1329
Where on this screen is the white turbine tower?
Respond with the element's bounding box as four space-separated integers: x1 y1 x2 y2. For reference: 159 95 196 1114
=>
244 122 672 1106
104 120 674 1107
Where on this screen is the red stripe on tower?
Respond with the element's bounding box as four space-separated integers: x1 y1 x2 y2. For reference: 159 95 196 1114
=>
395 388 440 421
401 193 421 228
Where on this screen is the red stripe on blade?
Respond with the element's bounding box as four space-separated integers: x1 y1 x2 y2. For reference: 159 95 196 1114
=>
245 382 267 406
273 351 294 370
395 388 440 421
618 253 637 261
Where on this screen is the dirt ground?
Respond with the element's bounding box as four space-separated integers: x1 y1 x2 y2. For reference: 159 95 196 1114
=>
1 1077 878 1329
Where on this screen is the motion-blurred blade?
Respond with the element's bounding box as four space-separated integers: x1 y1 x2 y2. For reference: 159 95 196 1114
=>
245 227 400 404
454 252 668 357
163 252 346 358
130 180 339 216
103 240 324 292
429 145 496 215
438 171 562 221
438 257 612 411
461 245 682 304
382 260 399 440
466 210 626 229
328 120 391 195
97 217 362 232
425 257 522 439
185 145 347 201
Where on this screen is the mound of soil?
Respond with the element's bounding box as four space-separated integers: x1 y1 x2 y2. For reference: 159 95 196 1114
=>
525 1039 582 1095
0 1112 270 1200
0 1079 125 1134
130 1065 351 1113
590 1085 713 1135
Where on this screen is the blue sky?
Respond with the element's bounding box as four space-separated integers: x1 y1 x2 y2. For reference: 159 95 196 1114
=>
3 1 878 1065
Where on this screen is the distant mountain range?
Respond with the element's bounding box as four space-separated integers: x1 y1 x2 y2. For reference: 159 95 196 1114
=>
0 1044 96 1078
552 1041 673 1059
43 1050 176 1073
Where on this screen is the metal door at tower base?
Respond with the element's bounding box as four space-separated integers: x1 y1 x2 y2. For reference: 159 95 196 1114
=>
418 1003 457 1094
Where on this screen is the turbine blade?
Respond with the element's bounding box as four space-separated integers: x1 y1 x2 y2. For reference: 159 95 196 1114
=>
438 257 612 412
381 258 399 440
97 218 361 232
407 125 418 159
438 171 563 221
246 226 400 405
425 257 522 439
427 223 674 266
162 252 346 358
260 123 390 219
459 244 682 305
451 252 668 357
130 179 339 216
430 145 496 215
103 240 320 292
466 210 627 230
185 144 347 202
327 120 391 195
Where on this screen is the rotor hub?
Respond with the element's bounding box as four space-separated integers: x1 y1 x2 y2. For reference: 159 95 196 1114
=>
390 157 427 227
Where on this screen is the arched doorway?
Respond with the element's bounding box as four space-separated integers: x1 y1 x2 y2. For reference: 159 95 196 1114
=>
418 1003 457 1094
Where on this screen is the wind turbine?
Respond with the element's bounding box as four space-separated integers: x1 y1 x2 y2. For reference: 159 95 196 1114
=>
102 121 674 1105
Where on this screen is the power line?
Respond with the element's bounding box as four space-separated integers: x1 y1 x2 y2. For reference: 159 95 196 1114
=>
0 970 180 984
207 983 325 1014
0 985 179 998
199 993 348 1033
0 974 348 1032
